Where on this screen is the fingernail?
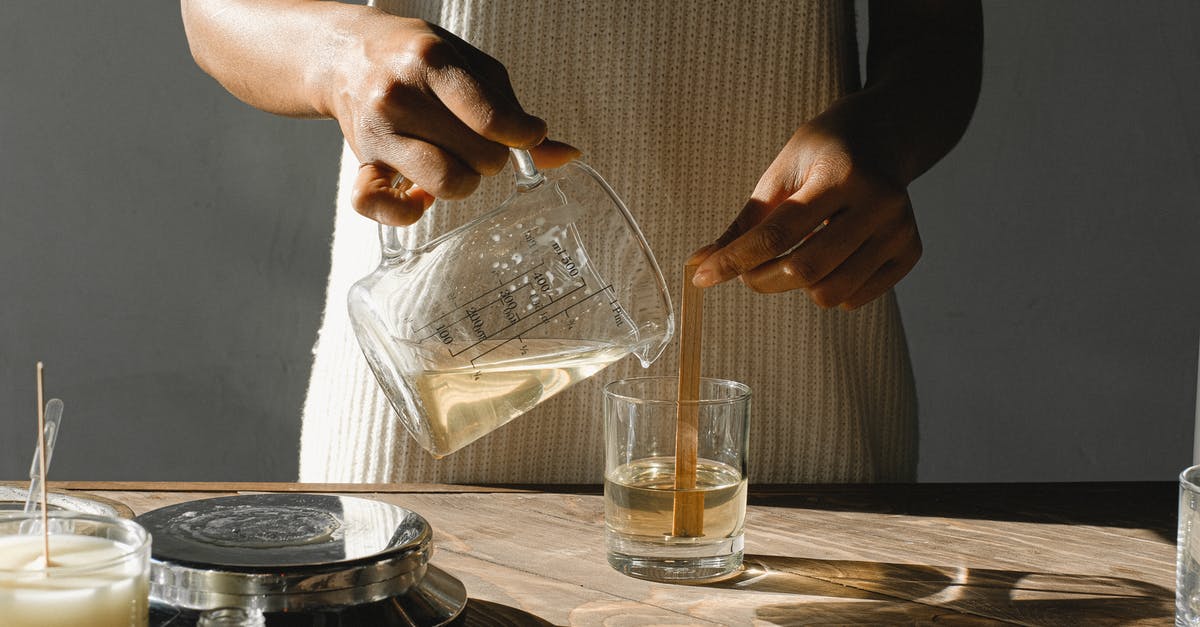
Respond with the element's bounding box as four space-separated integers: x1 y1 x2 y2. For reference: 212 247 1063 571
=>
692 268 716 287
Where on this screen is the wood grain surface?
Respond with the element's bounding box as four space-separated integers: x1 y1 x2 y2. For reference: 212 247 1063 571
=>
15 481 1175 626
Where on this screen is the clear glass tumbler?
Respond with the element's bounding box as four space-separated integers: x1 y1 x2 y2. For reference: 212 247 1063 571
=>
603 376 751 581
0 511 151 627
1180 466 1200 625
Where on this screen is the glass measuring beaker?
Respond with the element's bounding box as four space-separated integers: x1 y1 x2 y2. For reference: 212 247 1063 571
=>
348 150 674 458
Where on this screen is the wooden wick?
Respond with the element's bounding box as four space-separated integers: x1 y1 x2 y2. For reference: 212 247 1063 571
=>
672 264 704 537
36 362 52 568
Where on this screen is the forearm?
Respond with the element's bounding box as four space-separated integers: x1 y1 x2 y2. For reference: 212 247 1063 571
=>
832 0 983 185
180 0 368 118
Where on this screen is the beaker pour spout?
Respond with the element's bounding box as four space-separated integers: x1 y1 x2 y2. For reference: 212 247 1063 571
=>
631 327 673 369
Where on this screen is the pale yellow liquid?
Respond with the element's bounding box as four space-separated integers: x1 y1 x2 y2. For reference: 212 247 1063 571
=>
605 457 747 542
0 534 148 627
413 340 627 456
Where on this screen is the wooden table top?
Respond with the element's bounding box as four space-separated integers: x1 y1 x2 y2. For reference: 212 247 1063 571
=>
21 481 1179 626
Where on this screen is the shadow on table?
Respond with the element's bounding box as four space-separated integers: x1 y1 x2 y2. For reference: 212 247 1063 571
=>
705 554 1172 625
746 482 1176 543
449 598 556 627
486 483 1175 542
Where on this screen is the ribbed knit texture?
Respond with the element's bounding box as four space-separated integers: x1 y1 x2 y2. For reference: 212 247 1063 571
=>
299 0 918 484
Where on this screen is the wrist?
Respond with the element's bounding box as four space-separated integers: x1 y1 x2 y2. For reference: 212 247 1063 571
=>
300 2 379 120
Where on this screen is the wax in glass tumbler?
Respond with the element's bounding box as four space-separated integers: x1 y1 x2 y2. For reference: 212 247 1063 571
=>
0 511 150 627
603 376 750 581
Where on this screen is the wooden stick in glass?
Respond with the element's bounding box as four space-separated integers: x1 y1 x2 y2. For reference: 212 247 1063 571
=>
672 264 704 537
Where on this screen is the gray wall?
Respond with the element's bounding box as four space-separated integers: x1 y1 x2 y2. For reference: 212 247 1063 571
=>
1 2 1197 482
900 2 1200 481
0 1 340 480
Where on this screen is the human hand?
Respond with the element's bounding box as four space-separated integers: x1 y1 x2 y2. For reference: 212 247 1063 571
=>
322 13 579 225
691 102 922 310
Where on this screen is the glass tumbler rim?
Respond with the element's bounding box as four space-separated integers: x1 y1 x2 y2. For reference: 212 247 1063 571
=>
603 375 751 407
1182 465 1200 490
0 510 150 575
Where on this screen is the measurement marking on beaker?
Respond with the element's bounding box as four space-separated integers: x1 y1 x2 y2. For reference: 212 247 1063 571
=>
451 282 589 358
562 283 615 315
416 275 585 344
600 284 633 329
411 261 548 333
463 284 617 364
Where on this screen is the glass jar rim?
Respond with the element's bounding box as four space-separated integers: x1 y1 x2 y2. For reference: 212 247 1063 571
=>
0 510 150 574
1181 465 1200 489
603 376 751 406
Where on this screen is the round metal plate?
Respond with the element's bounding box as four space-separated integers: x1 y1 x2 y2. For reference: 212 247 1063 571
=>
137 493 428 569
136 493 467 622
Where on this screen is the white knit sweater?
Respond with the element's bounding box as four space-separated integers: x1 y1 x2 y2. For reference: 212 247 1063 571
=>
299 0 918 484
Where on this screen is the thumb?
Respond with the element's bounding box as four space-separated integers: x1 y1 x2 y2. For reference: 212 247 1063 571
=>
528 139 582 170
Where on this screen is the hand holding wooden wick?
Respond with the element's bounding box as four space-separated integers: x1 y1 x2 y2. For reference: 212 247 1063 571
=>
672 264 704 537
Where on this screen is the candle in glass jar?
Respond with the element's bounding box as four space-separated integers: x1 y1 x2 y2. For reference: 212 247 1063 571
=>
0 517 149 627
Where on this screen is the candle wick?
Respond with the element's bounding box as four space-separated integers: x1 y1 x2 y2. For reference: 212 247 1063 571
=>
36 362 53 570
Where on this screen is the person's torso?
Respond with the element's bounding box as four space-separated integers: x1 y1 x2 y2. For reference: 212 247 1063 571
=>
310 1 914 484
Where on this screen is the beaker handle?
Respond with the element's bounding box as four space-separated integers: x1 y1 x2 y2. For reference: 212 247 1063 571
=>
378 148 544 260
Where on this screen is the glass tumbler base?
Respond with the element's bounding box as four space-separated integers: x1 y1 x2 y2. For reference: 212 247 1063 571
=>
607 551 743 582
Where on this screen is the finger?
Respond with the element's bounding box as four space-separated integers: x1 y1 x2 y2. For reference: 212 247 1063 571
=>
741 197 916 301
418 34 547 148
693 194 839 288
745 197 896 292
369 135 481 200
528 139 581 169
431 25 523 105
685 243 721 266
803 235 899 306
352 162 436 226
709 197 775 250
380 89 510 176
807 204 919 306
738 225 876 296
828 202 920 307
841 237 923 310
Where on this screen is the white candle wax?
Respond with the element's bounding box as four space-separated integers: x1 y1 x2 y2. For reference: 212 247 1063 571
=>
0 534 148 627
